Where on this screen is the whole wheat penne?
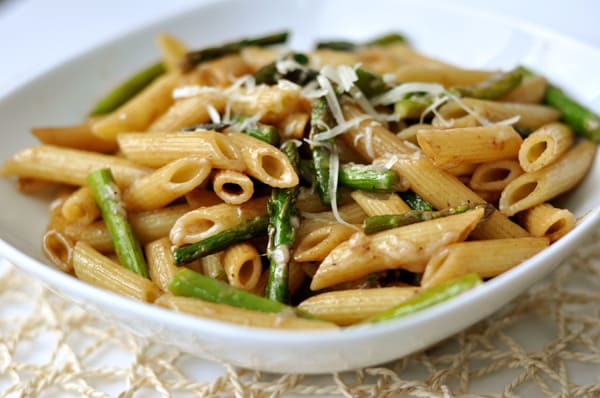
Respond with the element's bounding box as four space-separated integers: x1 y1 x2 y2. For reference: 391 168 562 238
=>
293 223 356 262
1 145 150 187
421 237 549 288
393 65 494 87
470 160 524 191
155 33 188 72
148 90 227 131
518 123 574 173
298 287 419 325
212 169 254 205
124 157 211 211
239 47 280 71
518 204 575 242
499 140 596 216
42 229 75 273
350 190 411 216
499 75 547 103
310 208 485 290
32 123 118 153
117 131 244 171
185 188 223 209
61 187 100 225
72 241 161 301
229 84 309 124
222 242 263 290
194 54 252 87
145 237 179 292
278 111 310 140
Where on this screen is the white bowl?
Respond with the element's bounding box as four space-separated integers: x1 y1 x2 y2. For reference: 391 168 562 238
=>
1 0 599 374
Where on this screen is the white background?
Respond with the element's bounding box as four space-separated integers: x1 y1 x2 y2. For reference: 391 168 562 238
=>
0 0 598 396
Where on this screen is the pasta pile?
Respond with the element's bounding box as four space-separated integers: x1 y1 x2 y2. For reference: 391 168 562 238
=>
2 31 598 329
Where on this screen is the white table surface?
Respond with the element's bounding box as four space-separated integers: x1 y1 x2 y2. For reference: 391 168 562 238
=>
0 1 599 396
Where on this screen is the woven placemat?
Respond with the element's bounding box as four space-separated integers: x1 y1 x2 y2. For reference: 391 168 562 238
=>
1 228 599 398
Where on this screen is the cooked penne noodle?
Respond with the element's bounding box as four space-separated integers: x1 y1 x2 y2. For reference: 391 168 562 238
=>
1 145 150 187
355 47 403 75
309 49 359 68
421 237 549 288
92 73 180 140
310 208 485 290
499 75 547 103
472 189 501 204
117 131 244 171
17 177 56 194
394 65 494 87
72 241 161 301
239 47 280 71
417 125 523 168
222 242 263 290
228 84 309 124
66 204 190 252
226 132 299 188
61 187 100 225
383 43 451 68
155 295 336 329
148 90 227 131
155 33 188 71
298 287 419 325
145 237 179 292
518 123 574 173
470 160 524 191
433 98 561 129
518 204 575 242
396 123 433 145
32 123 118 153
201 252 227 281
296 187 329 213
124 157 211 211
212 169 254 205
445 163 478 177
42 229 75 273
185 188 222 209
169 197 268 246
279 111 310 140
194 54 252 87
350 190 411 216
293 223 356 262
499 140 596 216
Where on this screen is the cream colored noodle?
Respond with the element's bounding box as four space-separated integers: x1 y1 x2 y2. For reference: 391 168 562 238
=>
278 112 310 140
382 43 452 68
66 204 190 253
433 98 560 129
145 237 180 292
194 54 252 87
61 186 100 225
228 84 308 124
155 33 188 71
499 75 548 103
309 49 359 69
445 163 478 177
42 229 75 273
117 131 244 171
293 223 357 263
421 237 549 288
239 47 280 71
200 252 226 281
310 208 485 290
92 73 180 141
222 242 263 291
396 123 434 145
1 145 150 188
211 169 254 205
72 241 161 302
470 160 524 191
499 140 596 216
148 90 227 131
518 122 574 173
155 295 336 329
350 190 411 216
341 102 529 240
393 65 494 87
225 132 299 188
123 157 211 212
518 204 575 242
298 287 419 325
417 125 523 168
185 188 222 209
32 122 118 153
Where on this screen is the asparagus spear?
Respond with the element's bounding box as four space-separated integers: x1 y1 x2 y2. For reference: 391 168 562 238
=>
181 31 289 71
170 268 312 317
254 52 318 86
338 164 400 192
316 32 406 51
399 191 435 211
173 215 269 265
354 68 389 98
450 67 523 100
231 116 280 146
394 95 434 119
316 40 357 51
366 32 406 47
363 203 493 234
179 122 230 132
89 61 165 116
309 97 336 205
87 168 149 278
265 142 301 303
364 273 483 323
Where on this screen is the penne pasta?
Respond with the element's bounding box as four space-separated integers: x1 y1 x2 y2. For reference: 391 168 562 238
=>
222 242 263 290
211 169 254 205
499 75 547 104
155 33 188 71
42 229 75 273
470 160 524 191
32 122 118 153
61 186 100 225
293 223 356 262
518 122 574 173
145 237 180 292
518 204 575 242
350 190 411 216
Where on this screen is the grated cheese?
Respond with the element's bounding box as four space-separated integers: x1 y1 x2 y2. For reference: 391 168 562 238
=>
371 82 446 106
364 126 374 159
317 74 345 125
206 104 221 124
172 85 220 99
312 115 369 141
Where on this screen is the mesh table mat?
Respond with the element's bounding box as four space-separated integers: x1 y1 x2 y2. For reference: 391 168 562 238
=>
1 228 599 398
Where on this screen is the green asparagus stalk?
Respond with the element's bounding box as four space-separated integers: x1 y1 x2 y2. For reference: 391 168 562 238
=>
309 97 336 205
316 32 406 51
364 273 483 323
181 31 289 71
354 68 389 98
254 52 317 86
363 203 493 234
450 67 523 100
338 164 400 192
89 61 165 116
394 95 434 119
179 122 230 132
86 168 149 278
265 142 301 303
399 191 435 211
366 32 406 47
231 116 280 146
173 215 269 265
316 40 357 51
169 268 312 317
